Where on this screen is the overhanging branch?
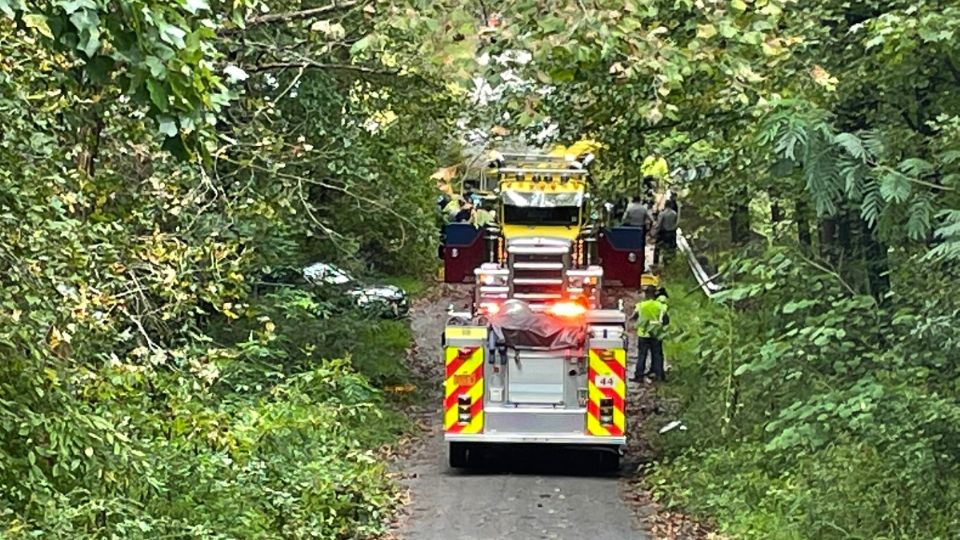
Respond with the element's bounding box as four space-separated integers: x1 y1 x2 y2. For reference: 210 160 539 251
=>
223 0 362 33
245 61 397 76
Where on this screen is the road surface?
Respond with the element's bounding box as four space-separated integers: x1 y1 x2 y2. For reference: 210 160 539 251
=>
394 285 647 540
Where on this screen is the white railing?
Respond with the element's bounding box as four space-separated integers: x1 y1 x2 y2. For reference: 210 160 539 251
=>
676 227 722 298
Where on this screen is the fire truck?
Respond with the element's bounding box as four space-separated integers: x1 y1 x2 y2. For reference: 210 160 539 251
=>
439 144 646 469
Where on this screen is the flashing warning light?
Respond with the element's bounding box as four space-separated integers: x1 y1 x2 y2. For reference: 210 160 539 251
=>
549 301 587 318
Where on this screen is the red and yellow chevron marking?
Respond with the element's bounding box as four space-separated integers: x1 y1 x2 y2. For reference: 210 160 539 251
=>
586 348 626 436
444 346 484 434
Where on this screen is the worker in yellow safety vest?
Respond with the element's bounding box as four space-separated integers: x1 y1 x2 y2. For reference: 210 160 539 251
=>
631 286 669 382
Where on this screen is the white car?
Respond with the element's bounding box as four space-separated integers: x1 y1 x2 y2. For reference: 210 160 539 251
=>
302 263 409 318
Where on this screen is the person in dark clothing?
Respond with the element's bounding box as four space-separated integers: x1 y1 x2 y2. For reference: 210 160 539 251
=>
621 195 654 231
611 197 628 223
453 198 474 223
653 201 679 265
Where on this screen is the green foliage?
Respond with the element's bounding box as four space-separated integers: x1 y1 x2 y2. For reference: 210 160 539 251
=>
1 0 448 536
649 251 960 539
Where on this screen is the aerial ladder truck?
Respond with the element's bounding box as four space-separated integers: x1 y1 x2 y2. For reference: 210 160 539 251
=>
439 145 646 469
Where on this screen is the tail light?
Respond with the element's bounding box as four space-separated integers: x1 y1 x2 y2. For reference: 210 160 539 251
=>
549 300 587 318
458 394 472 424
599 398 614 425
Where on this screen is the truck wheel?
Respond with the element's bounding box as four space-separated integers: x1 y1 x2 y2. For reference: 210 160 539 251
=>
599 449 620 472
448 442 470 468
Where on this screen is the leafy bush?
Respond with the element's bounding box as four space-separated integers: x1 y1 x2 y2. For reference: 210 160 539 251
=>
2 297 408 539
649 248 960 539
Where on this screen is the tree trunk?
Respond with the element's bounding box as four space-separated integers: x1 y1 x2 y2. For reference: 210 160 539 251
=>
76 108 104 178
861 220 890 302
818 218 836 260
730 194 751 244
837 210 852 252
796 199 811 246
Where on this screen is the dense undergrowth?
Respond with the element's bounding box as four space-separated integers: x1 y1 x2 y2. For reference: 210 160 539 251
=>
648 250 960 539
2 281 418 539
1 1 455 535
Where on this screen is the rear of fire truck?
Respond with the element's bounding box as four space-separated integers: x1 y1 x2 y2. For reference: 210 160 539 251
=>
442 148 629 469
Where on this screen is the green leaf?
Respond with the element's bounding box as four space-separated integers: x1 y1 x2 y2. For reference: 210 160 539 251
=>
23 13 53 38
834 132 866 161
741 31 763 45
731 0 747 11
144 56 166 79
879 172 910 203
182 0 209 14
69 8 100 56
898 157 934 177
79 26 101 56
782 300 814 314
350 35 374 55
697 24 717 39
147 79 169 111
549 68 576 82
157 21 187 48
906 196 932 241
157 116 178 137
0 0 19 17
59 0 95 14
939 150 960 165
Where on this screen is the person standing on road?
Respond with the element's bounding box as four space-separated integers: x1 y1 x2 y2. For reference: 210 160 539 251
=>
653 199 679 265
621 195 653 231
631 286 669 382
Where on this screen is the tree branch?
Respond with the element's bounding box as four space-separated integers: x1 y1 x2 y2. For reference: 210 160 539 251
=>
245 61 396 76
228 1 362 32
795 250 861 298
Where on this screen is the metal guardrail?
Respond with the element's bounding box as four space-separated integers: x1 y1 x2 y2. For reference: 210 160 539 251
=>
676 227 722 298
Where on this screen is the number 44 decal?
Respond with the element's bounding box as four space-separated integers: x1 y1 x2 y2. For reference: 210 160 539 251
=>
595 375 616 388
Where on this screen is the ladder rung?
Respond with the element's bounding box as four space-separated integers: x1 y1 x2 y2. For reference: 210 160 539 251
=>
508 246 569 255
514 292 563 300
513 262 564 270
479 286 509 293
496 167 589 176
513 278 564 285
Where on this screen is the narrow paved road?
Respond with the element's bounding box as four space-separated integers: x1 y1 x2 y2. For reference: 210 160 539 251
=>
395 285 646 540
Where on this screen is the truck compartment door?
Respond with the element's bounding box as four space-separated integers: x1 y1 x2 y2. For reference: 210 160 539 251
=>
443 223 485 283
598 226 644 288
507 350 565 404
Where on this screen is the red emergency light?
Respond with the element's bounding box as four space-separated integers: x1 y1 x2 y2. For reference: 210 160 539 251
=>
548 300 587 318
